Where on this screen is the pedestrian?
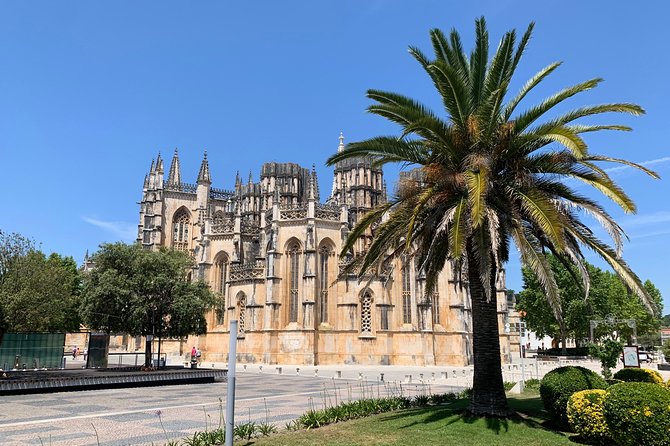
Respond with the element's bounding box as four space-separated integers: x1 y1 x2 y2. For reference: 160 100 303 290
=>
83 349 88 362
72 346 77 360
196 348 202 364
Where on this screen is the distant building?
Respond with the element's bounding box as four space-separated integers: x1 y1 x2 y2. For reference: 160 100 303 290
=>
135 134 511 366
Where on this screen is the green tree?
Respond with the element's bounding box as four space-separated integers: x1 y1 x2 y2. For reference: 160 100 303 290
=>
516 257 662 348
327 18 656 416
0 250 82 333
80 243 216 367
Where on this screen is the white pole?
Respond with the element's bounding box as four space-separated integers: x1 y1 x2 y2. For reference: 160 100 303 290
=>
225 320 238 446
520 322 526 391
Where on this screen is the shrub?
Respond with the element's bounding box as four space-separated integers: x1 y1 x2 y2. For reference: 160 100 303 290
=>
524 378 541 392
567 389 610 445
503 381 516 391
603 382 670 446
613 367 664 384
538 347 590 356
540 366 608 427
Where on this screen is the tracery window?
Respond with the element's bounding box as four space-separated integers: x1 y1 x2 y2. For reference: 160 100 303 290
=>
401 260 412 324
288 243 300 323
361 291 372 334
215 255 229 325
318 245 330 323
213 211 225 225
172 209 190 251
432 290 440 326
237 293 246 338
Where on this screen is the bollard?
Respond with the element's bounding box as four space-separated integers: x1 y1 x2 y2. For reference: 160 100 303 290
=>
336 370 342 379
259 365 263 373
380 372 384 382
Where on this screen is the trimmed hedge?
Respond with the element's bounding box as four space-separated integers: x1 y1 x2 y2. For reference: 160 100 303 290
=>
537 347 590 356
540 366 608 427
613 367 664 384
567 389 610 445
603 382 670 446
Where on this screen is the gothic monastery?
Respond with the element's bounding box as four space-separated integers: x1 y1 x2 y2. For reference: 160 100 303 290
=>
137 134 512 366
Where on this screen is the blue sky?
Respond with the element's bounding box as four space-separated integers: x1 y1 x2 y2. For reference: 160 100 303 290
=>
0 2 668 310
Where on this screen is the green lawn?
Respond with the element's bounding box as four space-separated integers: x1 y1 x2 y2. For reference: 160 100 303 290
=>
239 396 576 446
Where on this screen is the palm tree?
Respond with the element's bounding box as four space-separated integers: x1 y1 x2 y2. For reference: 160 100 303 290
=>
327 18 658 417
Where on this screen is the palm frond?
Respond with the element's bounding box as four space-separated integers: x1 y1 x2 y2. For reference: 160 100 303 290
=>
582 155 660 179
512 225 563 325
502 62 562 121
513 78 603 134
465 166 489 227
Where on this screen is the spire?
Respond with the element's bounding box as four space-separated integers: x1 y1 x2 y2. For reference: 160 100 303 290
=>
235 171 242 187
197 151 211 184
149 158 155 175
156 152 164 173
143 174 149 189
308 166 316 201
167 148 182 186
248 170 253 185
312 165 320 201
338 132 345 152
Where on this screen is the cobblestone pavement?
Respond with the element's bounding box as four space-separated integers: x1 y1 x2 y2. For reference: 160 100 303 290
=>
0 370 465 446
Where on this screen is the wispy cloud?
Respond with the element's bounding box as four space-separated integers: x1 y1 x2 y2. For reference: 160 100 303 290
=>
604 156 670 174
622 211 670 227
631 228 670 240
82 217 136 242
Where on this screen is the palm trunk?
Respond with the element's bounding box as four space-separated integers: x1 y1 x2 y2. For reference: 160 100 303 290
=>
466 241 511 417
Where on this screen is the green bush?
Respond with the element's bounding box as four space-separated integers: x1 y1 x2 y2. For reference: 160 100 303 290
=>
567 389 610 445
540 366 608 427
524 378 541 392
603 382 670 446
613 367 664 384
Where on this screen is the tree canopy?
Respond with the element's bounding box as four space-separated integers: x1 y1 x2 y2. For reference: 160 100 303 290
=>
0 230 82 339
516 255 662 345
80 243 215 341
326 17 656 417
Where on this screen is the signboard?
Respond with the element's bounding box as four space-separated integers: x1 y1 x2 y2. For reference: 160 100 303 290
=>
623 345 640 368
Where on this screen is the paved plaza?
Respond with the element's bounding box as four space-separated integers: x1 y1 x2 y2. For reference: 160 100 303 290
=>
0 358 664 445
0 365 467 446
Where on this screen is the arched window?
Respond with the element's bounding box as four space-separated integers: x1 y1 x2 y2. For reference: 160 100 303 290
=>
214 254 229 325
318 245 331 323
237 293 247 338
215 255 229 295
361 291 373 335
288 243 300 323
401 260 412 324
172 209 190 251
432 289 440 326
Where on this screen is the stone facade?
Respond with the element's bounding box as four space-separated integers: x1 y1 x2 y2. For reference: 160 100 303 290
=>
137 134 511 366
